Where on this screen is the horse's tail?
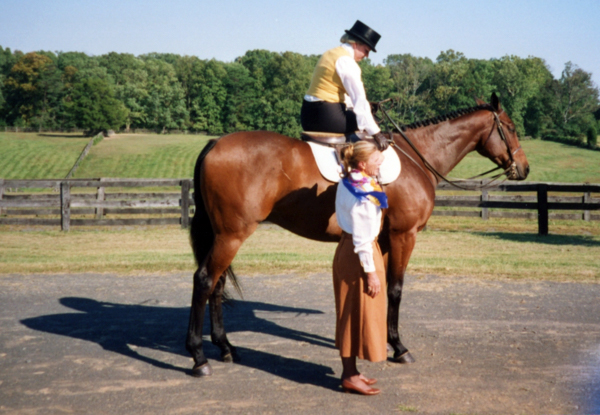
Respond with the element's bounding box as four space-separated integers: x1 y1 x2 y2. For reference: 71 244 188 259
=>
190 139 243 300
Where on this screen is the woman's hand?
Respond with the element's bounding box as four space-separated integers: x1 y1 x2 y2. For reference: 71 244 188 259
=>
366 272 381 298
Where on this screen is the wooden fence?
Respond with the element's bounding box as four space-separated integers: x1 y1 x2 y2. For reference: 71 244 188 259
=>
1 179 599 234
0 178 193 231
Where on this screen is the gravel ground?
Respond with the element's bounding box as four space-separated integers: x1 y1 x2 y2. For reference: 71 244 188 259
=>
1 272 599 414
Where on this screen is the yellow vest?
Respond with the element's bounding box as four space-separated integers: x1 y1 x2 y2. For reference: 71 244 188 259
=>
306 46 353 103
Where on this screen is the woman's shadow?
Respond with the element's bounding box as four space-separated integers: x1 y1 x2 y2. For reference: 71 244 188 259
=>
21 297 338 388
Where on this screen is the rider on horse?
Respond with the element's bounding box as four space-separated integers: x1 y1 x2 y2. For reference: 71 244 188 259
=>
300 20 389 151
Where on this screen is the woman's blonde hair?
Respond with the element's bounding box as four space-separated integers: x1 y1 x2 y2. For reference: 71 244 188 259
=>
340 140 378 175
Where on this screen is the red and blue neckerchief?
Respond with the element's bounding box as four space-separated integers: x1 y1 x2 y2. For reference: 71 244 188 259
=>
341 170 388 208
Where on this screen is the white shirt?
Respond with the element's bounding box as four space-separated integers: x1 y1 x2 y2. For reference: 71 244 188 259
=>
335 178 383 273
304 43 381 136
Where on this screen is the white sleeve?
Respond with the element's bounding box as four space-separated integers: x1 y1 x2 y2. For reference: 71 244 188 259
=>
350 199 379 273
335 56 381 136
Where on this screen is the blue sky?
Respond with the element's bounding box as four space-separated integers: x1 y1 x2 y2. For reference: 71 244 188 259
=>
1 0 599 86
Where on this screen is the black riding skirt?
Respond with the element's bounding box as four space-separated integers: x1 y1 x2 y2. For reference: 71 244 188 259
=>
300 100 358 134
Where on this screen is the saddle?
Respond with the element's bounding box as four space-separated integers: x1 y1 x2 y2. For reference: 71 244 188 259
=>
300 131 370 145
301 131 401 184
301 131 372 170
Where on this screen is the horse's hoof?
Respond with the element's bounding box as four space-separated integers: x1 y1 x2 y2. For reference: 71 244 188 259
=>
191 362 213 377
393 351 416 364
222 351 241 363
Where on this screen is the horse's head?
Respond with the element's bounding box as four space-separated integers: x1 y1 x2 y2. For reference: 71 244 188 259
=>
476 93 530 180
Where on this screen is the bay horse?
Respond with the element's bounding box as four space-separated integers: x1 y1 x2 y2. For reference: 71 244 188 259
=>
186 93 529 377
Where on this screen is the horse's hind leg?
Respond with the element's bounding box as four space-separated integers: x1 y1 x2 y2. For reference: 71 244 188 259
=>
209 275 239 363
186 231 252 377
186 264 214 376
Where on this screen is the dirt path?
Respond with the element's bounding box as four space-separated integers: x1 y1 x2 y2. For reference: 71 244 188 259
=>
1 273 599 414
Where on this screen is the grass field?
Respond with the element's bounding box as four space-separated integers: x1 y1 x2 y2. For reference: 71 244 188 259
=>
1 132 600 182
0 133 91 179
0 221 598 281
1 132 598 282
74 134 213 178
450 139 600 183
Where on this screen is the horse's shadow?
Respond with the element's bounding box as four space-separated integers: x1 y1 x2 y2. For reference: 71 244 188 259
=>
20 297 338 388
475 232 600 246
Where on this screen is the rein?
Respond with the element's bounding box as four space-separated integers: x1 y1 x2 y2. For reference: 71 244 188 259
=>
379 103 517 190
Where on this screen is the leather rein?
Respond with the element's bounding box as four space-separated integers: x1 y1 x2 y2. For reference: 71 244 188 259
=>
379 103 520 190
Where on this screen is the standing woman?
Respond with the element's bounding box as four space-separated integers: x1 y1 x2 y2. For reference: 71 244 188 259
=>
301 20 388 150
334 140 388 395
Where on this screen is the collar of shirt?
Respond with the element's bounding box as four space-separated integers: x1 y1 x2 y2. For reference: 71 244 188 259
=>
340 43 354 56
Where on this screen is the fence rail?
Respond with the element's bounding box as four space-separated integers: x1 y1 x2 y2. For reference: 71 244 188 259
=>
1 179 599 234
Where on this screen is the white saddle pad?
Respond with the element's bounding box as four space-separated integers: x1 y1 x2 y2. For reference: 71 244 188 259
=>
307 141 401 184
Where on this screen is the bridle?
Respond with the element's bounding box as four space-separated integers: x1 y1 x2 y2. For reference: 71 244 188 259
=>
379 103 521 190
489 111 522 167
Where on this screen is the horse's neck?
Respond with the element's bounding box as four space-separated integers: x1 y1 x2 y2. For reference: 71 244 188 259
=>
408 112 490 177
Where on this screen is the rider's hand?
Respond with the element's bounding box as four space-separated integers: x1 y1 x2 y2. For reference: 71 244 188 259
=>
373 132 389 151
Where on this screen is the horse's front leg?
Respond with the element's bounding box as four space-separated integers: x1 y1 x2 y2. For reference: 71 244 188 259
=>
387 229 417 363
209 274 239 363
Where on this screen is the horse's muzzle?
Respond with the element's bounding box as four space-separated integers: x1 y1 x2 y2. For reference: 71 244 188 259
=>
508 162 529 180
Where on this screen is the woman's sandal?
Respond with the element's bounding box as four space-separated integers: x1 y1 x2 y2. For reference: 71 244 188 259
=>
341 379 380 395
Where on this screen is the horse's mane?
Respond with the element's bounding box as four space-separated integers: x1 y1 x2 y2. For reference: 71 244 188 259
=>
399 103 494 131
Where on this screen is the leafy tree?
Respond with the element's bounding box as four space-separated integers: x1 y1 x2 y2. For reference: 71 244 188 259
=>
0 47 17 122
360 59 393 102
141 58 188 132
554 62 599 137
95 53 148 131
265 51 314 136
383 54 433 124
587 125 597 148
66 77 128 135
190 59 228 134
116 67 149 131
222 61 261 132
234 50 314 136
425 50 470 114
3 52 63 128
491 56 552 137
0 46 19 76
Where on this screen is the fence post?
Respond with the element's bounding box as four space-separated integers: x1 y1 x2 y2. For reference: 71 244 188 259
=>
583 192 591 221
96 178 105 219
481 189 489 220
537 184 548 235
61 182 71 231
180 179 191 229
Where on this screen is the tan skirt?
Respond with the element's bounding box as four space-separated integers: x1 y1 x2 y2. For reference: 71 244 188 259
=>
332 232 387 362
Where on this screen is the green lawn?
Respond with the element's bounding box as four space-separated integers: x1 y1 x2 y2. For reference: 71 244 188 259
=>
0 223 597 281
451 139 600 183
0 132 599 182
73 133 213 178
0 132 91 179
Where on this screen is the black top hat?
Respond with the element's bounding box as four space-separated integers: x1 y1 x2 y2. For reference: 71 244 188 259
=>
345 20 381 52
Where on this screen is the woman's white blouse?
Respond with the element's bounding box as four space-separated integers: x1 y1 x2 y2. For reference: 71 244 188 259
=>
335 180 382 273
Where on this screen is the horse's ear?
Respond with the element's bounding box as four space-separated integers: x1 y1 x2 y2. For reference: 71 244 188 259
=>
491 92 502 111
475 96 486 106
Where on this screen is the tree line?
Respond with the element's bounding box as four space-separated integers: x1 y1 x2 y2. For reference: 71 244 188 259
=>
0 46 598 146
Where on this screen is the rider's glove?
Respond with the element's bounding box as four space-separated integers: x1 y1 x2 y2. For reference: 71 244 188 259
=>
372 132 389 151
